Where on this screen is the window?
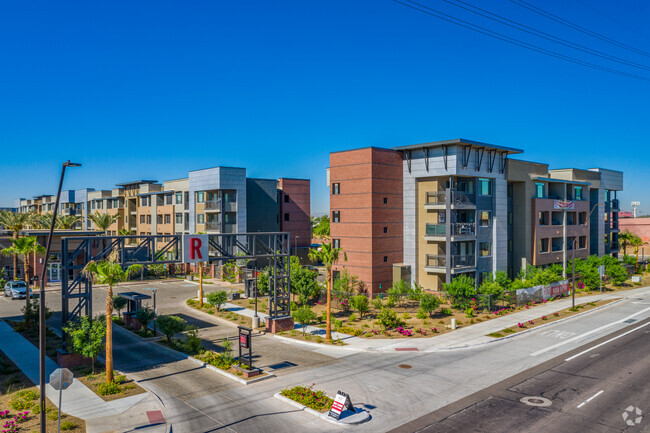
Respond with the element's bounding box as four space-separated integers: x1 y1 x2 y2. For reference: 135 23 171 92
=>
383 197 388 204
140 196 148 207
575 186 583 201
284 213 290 221
146 215 152 224
567 212 576 225
479 178 491 196
332 239 340 249
92 201 96 210
197 192 205 203
175 213 183 224
479 242 492 256
97 201 103 209
157 215 163 224
332 211 340 223
140 215 145 224
197 214 205 224
551 237 563 252
479 211 491 227
164 214 171 224
332 183 340 195
539 238 549 253
282 194 290 203
535 183 545 198
579 212 586 225
176 192 183 204
508 239 513 252
551 211 563 226
507 183 513 197
579 236 587 249
383 227 388 233
508 211 513 225
383 256 388 263
166 194 173 205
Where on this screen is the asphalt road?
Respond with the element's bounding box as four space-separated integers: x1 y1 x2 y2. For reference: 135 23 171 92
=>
392 317 650 433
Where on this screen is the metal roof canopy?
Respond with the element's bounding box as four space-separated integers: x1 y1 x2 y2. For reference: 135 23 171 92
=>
534 177 592 186
391 138 524 155
117 292 152 301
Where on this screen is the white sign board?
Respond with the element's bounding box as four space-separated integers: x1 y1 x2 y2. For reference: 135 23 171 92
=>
183 234 209 263
50 368 73 391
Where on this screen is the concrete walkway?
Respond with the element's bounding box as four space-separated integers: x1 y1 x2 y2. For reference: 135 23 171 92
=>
0 321 154 431
214 286 650 353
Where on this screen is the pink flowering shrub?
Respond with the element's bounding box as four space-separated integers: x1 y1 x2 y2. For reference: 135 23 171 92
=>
396 327 413 337
280 384 333 411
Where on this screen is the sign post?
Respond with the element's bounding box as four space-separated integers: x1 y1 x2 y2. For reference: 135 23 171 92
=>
238 326 252 371
598 265 605 293
183 234 209 307
50 368 73 433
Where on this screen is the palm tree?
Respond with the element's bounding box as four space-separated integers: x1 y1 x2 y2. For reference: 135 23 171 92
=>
118 228 131 235
88 212 119 233
1 236 45 312
83 252 141 383
56 215 82 230
30 213 54 229
619 231 634 256
0 211 34 280
308 243 346 341
630 236 648 273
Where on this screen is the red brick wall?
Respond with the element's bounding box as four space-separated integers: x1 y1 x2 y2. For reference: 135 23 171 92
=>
330 147 403 294
278 178 311 248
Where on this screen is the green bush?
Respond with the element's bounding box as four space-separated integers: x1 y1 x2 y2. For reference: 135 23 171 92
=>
97 381 122 395
48 411 60 421
156 315 187 342
420 293 442 317
334 319 343 329
416 308 427 320
444 274 476 309
135 307 155 329
376 308 405 330
61 421 78 431
464 307 475 318
349 295 369 319
348 313 357 322
387 280 410 306
206 291 228 311
292 306 317 336
112 295 128 318
440 307 452 316
9 389 39 411
281 385 333 411
372 298 383 310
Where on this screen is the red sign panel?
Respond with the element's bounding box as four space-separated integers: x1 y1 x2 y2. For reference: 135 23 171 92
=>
239 334 249 349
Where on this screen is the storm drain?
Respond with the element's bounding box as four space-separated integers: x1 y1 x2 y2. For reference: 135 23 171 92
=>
624 319 637 324
398 364 412 369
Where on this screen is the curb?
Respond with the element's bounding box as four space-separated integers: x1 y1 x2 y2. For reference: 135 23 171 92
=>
184 300 266 331
271 334 358 351
273 393 370 426
187 355 275 385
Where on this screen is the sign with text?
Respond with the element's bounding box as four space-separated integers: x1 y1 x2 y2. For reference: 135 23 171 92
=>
328 391 354 420
183 234 209 263
554 200 575 210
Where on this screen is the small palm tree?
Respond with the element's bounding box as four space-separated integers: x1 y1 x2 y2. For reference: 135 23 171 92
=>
630 236 648 272
1 236 45 311
88 212 119 233
619 231 634 256
118 228 131 235
31 213 54 229
83 252 141 383
0 211 35 280
56 215 82 230
308 243 346 341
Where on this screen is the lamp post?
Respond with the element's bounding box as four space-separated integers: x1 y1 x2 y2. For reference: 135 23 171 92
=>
295 236 299 257
571 203 603 309
38 161 81 433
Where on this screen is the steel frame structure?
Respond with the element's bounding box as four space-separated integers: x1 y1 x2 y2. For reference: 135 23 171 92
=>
60 232 291 328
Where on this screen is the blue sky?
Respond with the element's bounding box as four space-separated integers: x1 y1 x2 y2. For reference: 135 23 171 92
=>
1 0 648 215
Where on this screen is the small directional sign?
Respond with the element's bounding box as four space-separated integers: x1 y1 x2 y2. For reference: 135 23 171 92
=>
49 368 73 391
328 391 355 420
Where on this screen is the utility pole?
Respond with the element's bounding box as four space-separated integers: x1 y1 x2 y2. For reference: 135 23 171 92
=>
632 201 640 218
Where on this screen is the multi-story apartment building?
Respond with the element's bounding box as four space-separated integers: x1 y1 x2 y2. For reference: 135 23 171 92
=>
329 139 623 294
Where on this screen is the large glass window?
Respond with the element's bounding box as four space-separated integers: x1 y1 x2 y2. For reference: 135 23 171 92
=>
175 213 182 224
332 239 340 249
479 242 492 256
539 238 549 253
175 192 183 204
479 178 491 196
332 183 340 195
332 211 340 223
197 213 204 224
535 183 545 198
479 211 491 227
197 192 205 203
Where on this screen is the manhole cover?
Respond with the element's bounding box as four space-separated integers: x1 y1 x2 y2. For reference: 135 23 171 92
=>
520 396 552 407
398 364 412 369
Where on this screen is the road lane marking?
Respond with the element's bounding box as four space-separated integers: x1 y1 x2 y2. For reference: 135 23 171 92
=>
577 390 604 408
540 330 576 339
565 321 650 361
530 307 650 357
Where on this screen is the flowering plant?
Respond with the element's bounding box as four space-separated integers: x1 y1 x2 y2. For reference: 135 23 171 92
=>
415 328 428 336
553 312 559 317
280 384 333 411
2 419 17 433
528 320 534 325
517 322 526 328
13 412 29 423
396 327 413 337
541 315 548 320
0 412 9 420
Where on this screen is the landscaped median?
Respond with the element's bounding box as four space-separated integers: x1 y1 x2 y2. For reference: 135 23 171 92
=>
486 299 618 338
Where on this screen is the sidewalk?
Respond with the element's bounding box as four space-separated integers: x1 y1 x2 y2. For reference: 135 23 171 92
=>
216 286 650 353
0 321 157 432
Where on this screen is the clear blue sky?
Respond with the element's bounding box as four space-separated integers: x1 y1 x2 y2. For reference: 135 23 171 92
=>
1 0 648 215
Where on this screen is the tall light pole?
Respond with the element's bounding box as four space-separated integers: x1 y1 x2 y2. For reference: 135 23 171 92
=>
571 202 603 309
295 235 299 257
632 201 640 218
39 161 81 433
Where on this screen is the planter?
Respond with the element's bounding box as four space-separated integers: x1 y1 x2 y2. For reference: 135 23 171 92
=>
56 349 91 368
266 316 294 334
232 365 260 378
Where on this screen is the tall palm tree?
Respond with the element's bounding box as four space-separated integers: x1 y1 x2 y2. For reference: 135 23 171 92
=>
83 252 141 383
88 212 119 233
308 243 346 341
630 235 648 272
30 213 54 229
56 215 82 230
0 211 34 280
1 236 45 312
619 231 634 256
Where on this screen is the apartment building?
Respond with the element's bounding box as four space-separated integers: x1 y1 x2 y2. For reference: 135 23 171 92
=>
329 139 623 294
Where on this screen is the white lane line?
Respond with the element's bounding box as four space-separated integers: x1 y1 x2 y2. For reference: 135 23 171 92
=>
530 307 650 357
577 390 604 408
565 321 650 361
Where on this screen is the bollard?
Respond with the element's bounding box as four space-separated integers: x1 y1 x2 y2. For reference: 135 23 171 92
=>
451 318 456 330
252 316 260 329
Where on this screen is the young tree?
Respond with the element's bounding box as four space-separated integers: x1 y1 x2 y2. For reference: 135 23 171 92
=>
206 291 228 311
443 274 476 309
112 295 127 319
349 295 369 319
291 306 317 336
56 215 82 230
308 243 346 342
619 231 634 256
387 280 410 306
156 315 187 342
63 316 106 374
419 293 442 317
630 235 648 272
82 252 142 383
135 306 156 330
312 216 330 239
290 256 319 304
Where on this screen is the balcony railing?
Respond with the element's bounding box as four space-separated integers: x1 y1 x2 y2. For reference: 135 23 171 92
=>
451 222 476 236
205 200 221 211
426 254 446 268
450 190 475 206
205 221 220 231
451 255 475 268
425 224 446 236
425 191 446 205
609 199 620 211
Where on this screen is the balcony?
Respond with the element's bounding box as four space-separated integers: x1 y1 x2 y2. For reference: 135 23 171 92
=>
451 254 475 269
424 190 476 209
424 192 446 209
450 190 475 208
205 221 220 231
451 222 476 237
424 224 446 240
609 199 620 212
424 254 446 273
205 201 221 212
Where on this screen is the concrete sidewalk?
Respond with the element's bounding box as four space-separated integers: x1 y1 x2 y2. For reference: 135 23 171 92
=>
0 321 156 432
216 286 650 353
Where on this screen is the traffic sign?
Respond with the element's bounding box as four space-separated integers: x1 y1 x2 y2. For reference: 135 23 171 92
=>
183 234 209 263
49 368 73 391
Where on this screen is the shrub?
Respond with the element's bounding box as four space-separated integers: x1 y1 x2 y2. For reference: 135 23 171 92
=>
334 319 343 329
420 293 442 317
372 298 383 310
386 298 395 308
440 308 452 316
9 390 39 411
185 326 203 355
220 338 234 365
387 280 410 306
336 326 363 336
402 313 411 320
348 313 357 322
349 295 369 319
61 421 78 431
444 275 476 309
206 291 228 311
376 308 405 330
416 308 427 320
135 307 155 329
97 381 122 395
280 385 333 411
112 296 128 318
464 307 475 318
292 306 317 336
156 315 187 342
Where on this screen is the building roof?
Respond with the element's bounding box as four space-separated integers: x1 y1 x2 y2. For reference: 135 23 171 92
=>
137 190 174 197
392 138 524 155
114 180 158 187
534 177 591 186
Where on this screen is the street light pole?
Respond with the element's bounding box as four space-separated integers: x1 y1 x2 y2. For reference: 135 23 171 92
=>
38 161 80 433
295 236 299 257
571 203 604 309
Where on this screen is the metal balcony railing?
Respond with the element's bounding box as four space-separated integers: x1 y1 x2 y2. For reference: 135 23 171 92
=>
451 255 475 268
450 190 475 206
205 221 220 231
425 191 446 205
426 254 446 268
425 224 446 236
451 222 476 236
205 200 221 211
